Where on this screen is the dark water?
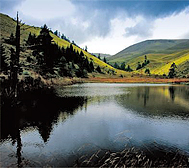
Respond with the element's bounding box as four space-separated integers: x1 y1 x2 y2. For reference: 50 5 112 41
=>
1 83 189 167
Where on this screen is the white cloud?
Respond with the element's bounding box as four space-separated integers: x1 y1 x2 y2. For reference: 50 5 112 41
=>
4 1 189 55
81 7 189 55
152 7 189 39
80 17 138 55
17 0 76 20
125 17 154 38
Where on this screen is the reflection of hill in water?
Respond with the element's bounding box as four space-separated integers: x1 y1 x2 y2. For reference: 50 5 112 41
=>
57 84 189 119
115 86 189 118
1 93 87 167
1 96 86 142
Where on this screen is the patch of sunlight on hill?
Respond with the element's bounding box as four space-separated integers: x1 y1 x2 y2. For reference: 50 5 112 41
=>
151 52 189 75
123 50 189 75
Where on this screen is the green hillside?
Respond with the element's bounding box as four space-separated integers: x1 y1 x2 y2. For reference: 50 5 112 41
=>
108 39 189 76
93 53 112 58
0 13 126 77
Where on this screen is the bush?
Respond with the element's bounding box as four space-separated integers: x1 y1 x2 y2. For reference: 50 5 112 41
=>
23 71 30 76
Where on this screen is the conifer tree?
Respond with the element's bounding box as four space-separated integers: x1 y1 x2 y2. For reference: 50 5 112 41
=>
89 61 94 72
98 54 101 60
85 45 88 52
168 62 177 78
114 62 120 69
103 57 107 63
136 62 142 70
120 62 126 70
96 65 101 73
37 24 53 71
26 32 36 46
125 65 133 72
0 44 9 73
145 68 150 75
7 33 16 45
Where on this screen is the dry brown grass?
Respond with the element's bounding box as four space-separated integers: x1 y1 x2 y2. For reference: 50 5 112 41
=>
74 146 189 167
84 77 189 84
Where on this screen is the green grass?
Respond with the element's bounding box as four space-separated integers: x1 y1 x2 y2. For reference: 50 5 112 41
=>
108 39 189 76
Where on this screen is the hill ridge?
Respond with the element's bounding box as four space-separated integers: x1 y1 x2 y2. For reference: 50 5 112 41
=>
108 39 189 77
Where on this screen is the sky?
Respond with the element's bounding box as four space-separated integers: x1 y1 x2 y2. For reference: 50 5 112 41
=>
1 0 189 55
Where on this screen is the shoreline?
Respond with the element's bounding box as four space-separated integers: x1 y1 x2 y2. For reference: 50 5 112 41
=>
83 77 189 84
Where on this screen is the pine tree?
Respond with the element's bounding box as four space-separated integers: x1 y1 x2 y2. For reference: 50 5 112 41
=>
83 57 90 71
114 62 120 69
9 33 16 45
98 54 101 60
144 55 147 64
136 62 142 70
103 57 107 63
37 24 53 71
27 32 36 46
54 30 58 36
0 44 9 73
168 62 177 78
85 45 88 52
89 61 94 72
125 65 133 72
145 68 150 75
96 65 101 73
120 62 126 70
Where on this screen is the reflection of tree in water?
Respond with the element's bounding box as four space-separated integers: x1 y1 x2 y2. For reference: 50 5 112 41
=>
137 87 141 100
137 87 150 107
169 86 176 101
16 129 22 167
1 94 86 166
143 87 150 107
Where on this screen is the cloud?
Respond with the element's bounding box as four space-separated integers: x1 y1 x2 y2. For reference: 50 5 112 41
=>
152 7 189 39
125 18 154 38
81 7 189 55
1 0 189 55
17 0 76 20
0 0 26 11
73 1 189 18
181 32 189 39
14 0 113 44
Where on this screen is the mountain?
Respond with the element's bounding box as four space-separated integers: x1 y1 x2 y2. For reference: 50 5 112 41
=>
0 13 126 78
108 39 189 76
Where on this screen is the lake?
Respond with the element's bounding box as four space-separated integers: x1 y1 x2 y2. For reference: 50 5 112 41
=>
1 83 189 167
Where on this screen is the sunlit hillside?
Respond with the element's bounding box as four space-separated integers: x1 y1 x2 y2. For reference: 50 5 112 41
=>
0 13 127 76
108 40 189 77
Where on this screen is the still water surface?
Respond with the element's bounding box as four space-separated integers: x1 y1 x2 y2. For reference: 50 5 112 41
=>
1 83 189 166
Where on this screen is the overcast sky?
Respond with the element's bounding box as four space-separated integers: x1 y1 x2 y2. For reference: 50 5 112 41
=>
1 0 189 55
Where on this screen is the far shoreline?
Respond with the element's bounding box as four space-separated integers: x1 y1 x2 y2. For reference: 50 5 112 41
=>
83 77 189 85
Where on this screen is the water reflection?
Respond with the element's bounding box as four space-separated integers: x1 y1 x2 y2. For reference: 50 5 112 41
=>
115 85 189 118
1 95 86 166
1 83 189 167
16 129 22 167
169 86 176 101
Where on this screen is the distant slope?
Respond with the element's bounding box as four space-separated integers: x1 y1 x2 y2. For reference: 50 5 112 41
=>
93 53 112 58
0 13 126 76
108 39 189 76
108 40 189 62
